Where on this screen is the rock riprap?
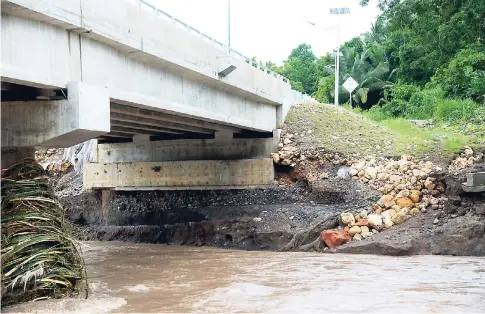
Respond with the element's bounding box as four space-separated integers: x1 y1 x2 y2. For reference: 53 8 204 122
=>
316 154 452 249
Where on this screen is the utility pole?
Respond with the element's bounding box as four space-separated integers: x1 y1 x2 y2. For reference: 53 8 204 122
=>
227 0 231 55
335 18 340 106
330 8 350 106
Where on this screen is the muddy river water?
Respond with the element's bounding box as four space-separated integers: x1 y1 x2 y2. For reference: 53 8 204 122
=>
7 241 485 313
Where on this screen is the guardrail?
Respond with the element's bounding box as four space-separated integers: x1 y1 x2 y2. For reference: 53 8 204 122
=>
137 0 317 102
137 0 290 83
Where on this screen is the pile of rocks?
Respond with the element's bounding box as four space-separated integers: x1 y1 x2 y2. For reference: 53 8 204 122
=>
320 154 449 248
272 130 315 167
272 130 363 168
448 146 483 173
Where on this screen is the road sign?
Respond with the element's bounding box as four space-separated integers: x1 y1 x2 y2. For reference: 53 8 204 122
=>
343 76 359 93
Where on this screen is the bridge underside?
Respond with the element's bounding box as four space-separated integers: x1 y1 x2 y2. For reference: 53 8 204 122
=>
1 82 279 189
0 0 296 190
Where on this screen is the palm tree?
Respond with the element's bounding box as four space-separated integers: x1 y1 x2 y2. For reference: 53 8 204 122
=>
338 43 394 109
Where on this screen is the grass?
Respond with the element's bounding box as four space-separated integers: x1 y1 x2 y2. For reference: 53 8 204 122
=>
284 102 481 159
377 118 477 158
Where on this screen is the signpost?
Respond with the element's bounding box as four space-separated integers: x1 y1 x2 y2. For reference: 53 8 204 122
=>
343 76 359 107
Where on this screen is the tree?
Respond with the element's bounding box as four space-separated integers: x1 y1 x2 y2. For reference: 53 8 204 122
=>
288 43 316 63
279 44 319 95
316 53 334 78
342 37 364 55
339 43 394 108
432 45 485 103
383 0 485 85
360 0 401 11
315 75 335 103
365 16 387 45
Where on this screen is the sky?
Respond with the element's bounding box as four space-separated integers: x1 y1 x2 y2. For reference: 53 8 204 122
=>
149 0 381 65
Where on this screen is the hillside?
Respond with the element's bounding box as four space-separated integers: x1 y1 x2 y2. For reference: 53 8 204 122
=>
274 101 484 254
283 102 483 160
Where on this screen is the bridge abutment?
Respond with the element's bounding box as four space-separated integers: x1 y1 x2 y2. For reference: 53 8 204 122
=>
84 137 277 190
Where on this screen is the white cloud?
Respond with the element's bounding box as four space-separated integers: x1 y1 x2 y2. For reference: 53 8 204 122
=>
149 0 380 64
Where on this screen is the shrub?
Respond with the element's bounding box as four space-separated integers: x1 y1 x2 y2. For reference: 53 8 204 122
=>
434 99 480 123
366 105 392 121
291 81 305 93
380 99 407 118
377 84 421 118
432 45 485 103
315 75 334 104
389 84 421 102
405 88 445 119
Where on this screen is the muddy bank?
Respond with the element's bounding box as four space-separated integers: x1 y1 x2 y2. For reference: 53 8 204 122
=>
334 206 485 256
43 142 484 256
61 172 379 250
333 164 485 256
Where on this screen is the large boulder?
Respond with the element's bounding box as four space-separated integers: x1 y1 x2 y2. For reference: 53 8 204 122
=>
321 230 352 249
391 212 409 225
364 167 378 179
409 190 420 203
348 226 362 236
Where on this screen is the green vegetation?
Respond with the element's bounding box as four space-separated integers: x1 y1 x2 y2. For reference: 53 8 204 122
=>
271 0 484 154
286 102 479 158
1 159 86 306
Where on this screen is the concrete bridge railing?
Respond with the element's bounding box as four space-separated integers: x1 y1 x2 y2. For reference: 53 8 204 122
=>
136 0 317 104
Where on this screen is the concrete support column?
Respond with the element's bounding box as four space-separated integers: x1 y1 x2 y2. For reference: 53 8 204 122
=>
1 81 110 148
1 147 35 168
272 129 281 152
276 102 292 128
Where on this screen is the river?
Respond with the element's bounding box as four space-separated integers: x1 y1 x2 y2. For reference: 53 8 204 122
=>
6 241 485 313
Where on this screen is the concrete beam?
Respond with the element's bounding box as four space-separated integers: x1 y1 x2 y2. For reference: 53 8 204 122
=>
91 138 273 163
83 159 275 189
110 121 184 135
465 172 485 186
110 126 173 136
110 103 241 133
1 81 110 148
99 132 132 139
111 112 213 134
1 0 293 105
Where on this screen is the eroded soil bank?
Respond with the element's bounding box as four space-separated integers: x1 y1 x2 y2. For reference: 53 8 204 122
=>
60 163 379 251
48 155 485 256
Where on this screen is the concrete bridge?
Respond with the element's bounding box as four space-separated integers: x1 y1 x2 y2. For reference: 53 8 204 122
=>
1 0 313 189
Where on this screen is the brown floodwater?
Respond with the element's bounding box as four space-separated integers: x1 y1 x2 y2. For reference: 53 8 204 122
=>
6 241 485 313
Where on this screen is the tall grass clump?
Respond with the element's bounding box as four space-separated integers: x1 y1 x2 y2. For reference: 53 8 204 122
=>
405 88 445 119
1 158 87 307
434 98 480 123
